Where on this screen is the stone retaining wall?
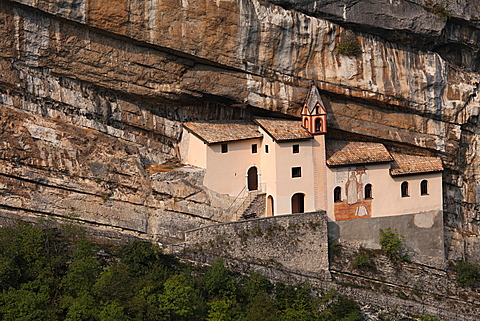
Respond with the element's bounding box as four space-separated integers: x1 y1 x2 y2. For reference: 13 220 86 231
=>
184 211 331 280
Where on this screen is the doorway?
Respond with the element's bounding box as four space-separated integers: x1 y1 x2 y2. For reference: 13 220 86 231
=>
247 166 258 191
266 195 274 216
291 193 305 214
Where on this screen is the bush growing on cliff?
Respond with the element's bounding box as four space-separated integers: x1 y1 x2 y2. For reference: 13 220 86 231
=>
351 248 376 271
337 40 361 57
379 227 409 262
452 259 480 287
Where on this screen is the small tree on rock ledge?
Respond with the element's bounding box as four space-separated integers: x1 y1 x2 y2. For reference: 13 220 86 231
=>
379 227 409 262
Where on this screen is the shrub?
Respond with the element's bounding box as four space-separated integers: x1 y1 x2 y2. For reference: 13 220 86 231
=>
337 40 361 57
452 259 480 287
431 4 451 20
379 228 409 262
351 249 375 271
328 240 341 259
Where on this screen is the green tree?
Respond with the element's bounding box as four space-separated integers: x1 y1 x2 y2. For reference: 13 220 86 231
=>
0 221 47 289
379 227 409 261
62 240 101 296
158 273 200 320
204 259 238 299
93 264 136 303
98 301 129 321
206 298 244 321
0 280 53 321
243 272 277 320
325 296 362 321
119 240 162 277
452 259 480 287
62 293 98 321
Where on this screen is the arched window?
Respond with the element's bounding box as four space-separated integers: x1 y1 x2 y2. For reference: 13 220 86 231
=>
364 184 373 199
315 118 322 133
291 193 305 214
421 180 428 195
334 186 342 202
401 181 409 197
303 118 309 129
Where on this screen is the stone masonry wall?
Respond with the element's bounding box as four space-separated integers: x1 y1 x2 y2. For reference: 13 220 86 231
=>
330 244 480 321
184 211 331 280
329 210 445 260
180 214 480 320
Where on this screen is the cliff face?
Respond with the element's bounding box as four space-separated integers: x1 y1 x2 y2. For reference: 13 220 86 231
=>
1 0 480 259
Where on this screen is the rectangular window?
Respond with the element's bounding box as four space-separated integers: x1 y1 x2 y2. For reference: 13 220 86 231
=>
221 143 228 153
252 144 257 153
265 145 269 153
292 144 299 154
292 167 301 178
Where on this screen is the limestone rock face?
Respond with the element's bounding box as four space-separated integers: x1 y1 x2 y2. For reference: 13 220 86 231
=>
1 0 480 259
0 103 233 242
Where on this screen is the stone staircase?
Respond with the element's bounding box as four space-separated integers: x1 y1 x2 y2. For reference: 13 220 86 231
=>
227 187 266 221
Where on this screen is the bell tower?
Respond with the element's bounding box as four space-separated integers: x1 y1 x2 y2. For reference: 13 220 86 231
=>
301 84 327 135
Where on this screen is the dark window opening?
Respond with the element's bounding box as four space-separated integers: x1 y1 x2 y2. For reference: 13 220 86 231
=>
252 144 257 153
421 180 428 195
334 186 342 202
401 181 409 197
292 167 301 178
315 118 322 133
265 145 269 153
293 144 299 154
221 144 228 153
365 184 373 199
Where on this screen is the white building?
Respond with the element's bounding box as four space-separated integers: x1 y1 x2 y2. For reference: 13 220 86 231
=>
179 85 443 223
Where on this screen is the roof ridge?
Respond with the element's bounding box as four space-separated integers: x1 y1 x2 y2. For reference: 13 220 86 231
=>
304 84 325 113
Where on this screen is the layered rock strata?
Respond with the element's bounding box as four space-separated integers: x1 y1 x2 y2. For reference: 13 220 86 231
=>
1 0 480 259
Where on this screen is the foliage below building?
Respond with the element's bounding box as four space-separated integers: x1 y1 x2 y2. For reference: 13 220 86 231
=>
0 221 362 321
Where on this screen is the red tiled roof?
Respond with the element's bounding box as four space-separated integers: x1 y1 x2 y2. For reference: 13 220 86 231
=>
183 121 262 144
254 117 312 141
390 153 443 176
326 141 393 166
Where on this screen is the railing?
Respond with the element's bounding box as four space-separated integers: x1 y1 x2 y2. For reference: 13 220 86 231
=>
225 186 247 216
170 242 186 254
226 183 267 221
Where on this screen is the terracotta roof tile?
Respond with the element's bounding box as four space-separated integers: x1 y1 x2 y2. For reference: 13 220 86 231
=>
254 117 312 141
326 141 393 166
183 121 262 144
390 153 443 176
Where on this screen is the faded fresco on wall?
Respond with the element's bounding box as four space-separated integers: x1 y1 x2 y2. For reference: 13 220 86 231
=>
333 166 372 221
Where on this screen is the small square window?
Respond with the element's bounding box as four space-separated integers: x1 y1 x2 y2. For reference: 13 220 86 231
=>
265 145 269 153
221 144 228 153
252 144 257 153
292 144 299 154
292 167 301 178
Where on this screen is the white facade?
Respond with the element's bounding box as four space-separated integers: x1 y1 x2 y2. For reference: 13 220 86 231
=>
326 163 443 222
180 122 443 222
180 85 442 222
258 127 317 215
